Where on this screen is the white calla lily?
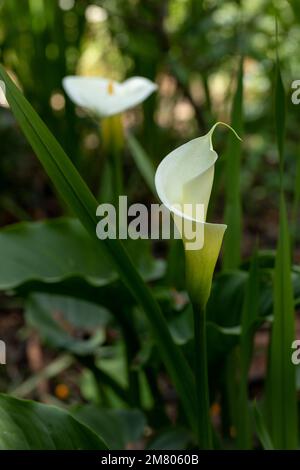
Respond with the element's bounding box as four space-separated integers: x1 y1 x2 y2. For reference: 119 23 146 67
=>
62 76 157 117
155 122 241 448
155 122 240 309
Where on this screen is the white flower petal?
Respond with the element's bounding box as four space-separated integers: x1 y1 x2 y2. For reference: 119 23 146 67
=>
62 76 157 117
155 123 222 222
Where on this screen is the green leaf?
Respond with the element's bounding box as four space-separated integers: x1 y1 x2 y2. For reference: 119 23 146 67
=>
127 133 156 195
292 151 300 250
0 66 196 430
266 194 298 449
25 293 109 355
73 405 146 450
0 217 163 291
253 402 274 450
237 249 260 449
265 53 298 449
274 62 286 173
0 394 108 450
147 427 192 450
223 57 243 270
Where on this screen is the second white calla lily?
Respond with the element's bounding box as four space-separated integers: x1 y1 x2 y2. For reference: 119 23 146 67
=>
63 76 157 117
155 122 240 309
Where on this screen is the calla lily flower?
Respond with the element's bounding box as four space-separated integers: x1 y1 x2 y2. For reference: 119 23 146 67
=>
155 122 240 310
62 76 157 117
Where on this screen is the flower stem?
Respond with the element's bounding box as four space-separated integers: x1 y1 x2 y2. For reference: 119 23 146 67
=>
111 140 123 209
101 115 124 209
192 302 213 449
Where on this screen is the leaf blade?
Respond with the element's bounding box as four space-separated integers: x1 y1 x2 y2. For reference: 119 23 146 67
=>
0 394 108 450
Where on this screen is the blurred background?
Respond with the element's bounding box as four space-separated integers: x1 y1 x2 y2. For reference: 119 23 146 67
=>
0 0 300 448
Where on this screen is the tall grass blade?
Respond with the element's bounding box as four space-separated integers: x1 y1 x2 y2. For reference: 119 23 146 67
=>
253 402 274 450
221 57 244 439
292 152 300 252
265 57 298 449
223 57 243 270
267 194 298 449
237 248 260 449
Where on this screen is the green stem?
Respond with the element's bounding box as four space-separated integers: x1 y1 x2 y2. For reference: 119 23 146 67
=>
111 142 123 209
100 115 124 209
192 303 213 449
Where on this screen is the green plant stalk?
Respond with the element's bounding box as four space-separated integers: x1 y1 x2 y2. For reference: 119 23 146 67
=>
237 249 260 449
0 66 197 432
223 57 243 271
101 115 124 209
222 57 244 440
192 302 212 449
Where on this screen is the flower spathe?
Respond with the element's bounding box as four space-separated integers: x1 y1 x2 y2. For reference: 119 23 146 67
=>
62 76 157 117
155 122 240 309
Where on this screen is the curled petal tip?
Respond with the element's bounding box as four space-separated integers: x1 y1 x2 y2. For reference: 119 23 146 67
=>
210 121 242 142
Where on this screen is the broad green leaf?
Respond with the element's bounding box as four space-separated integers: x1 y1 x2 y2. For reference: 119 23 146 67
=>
73 405 146 450
147 427 192 450
0 394 108 450
25 293 109 355
0 66 196 430
127 133 156 195
0 217 163 291
223 57 243 270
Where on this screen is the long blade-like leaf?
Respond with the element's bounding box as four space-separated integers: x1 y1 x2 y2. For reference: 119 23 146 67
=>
221 58 244 440
0 67 196 429
292 151 300 251
223 57 243 270
253 402 274 450
265 57 298 449
237 249 260 449
267 194 298 449
274 62 285 176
